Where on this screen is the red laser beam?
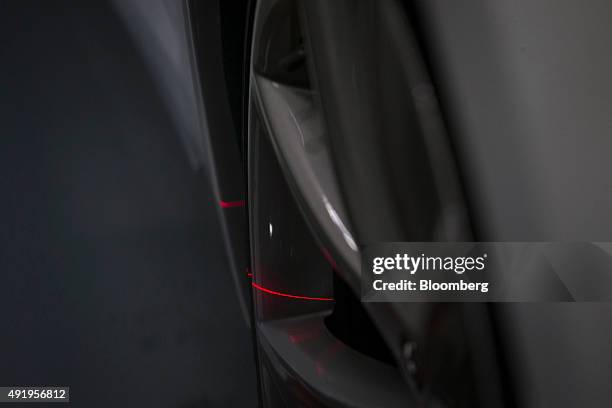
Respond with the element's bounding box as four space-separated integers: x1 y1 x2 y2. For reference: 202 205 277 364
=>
219 199 245 208
251 282 334 301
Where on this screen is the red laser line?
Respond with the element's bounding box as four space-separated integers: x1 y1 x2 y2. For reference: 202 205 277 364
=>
219 199 245 208
251 282 334 301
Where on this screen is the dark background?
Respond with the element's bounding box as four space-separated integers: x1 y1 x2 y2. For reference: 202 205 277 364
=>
0 1 257 406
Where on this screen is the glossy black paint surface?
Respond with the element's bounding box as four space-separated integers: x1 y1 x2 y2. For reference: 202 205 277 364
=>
0 1 257 406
